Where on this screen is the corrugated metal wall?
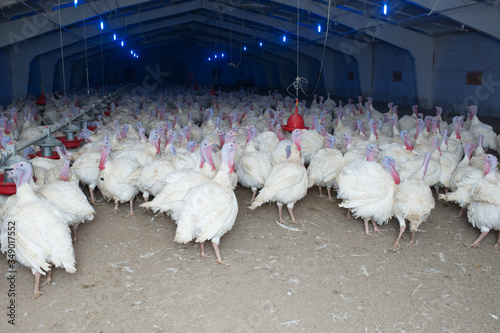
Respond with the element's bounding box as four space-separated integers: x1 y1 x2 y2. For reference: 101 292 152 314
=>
0 49 13 106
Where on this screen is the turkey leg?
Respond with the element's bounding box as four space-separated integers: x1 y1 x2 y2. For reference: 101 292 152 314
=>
326 186 335 202
466 231 489 248
212 241 230 266
40 263 53 287
125 199 135 217
33 272 45 299
371 220 386 234
390 224 406 252
250 189 257 203
200 243 212 258
71 225 78 243
287 207 298 224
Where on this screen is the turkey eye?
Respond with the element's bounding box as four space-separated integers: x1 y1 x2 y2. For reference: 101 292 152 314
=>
100 177 104 181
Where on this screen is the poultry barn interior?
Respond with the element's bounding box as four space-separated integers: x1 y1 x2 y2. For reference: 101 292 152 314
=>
0 0 500 331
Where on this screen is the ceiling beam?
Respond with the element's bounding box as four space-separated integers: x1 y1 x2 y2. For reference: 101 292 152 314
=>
410 0 500 41
0 0 175 48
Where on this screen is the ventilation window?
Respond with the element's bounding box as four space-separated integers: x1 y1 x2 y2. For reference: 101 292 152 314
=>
466 71 482 85
392 71 402 82
347 72 354 81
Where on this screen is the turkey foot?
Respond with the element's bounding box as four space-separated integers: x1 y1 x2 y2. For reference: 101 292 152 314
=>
212 242 230 266
200 243 213 258
466 231 489 248
389 242 400 252
106 202 120 214
457 207 465 218
89 187 103 205
372 220 386 234
33 272 45 300
494 232 500 249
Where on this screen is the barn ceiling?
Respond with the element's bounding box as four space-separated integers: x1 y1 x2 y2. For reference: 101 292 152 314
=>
1 0 500 60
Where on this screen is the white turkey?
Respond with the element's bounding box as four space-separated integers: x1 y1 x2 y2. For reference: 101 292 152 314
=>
464 154 500 248
174 142 239 265
307 135 344 201
249 129 308 224
13 161 95 243
140 140 217 221
44 151 78 185
235 125 273 202
0 166 75 299
97 139 141 216
337 153 400 235
391 152 435 251
468 105 497 151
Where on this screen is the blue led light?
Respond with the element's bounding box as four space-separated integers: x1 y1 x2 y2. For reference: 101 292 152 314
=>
383 2 388 15
243 46 247 51
74 0 78 7
317 24 321 33
121 41 124 47
259 42 262 47
214 54 217 59
131 50 134 55
221 53 224 57
282 35 286 42
100 21 104 30
113 34 116 41
208 57 211 61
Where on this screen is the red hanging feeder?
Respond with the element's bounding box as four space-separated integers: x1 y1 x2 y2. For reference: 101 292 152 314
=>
282 99 308 132
56 136 83 149
35 91 47 106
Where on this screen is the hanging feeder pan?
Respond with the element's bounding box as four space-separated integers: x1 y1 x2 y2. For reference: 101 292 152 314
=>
282 108 309 132
56 136 83 149
0 173 17 195
87 125 97 131
0 173 38 196
104 110 111 117
0 154 35 195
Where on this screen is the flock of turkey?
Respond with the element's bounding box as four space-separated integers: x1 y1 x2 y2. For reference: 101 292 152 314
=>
1 86 499 300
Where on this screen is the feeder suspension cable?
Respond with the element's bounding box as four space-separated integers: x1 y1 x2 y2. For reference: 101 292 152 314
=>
286 0 308 100
83 5 90 95
57 0 67 106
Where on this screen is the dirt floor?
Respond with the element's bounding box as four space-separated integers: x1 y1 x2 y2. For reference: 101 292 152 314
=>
0 183 499 333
